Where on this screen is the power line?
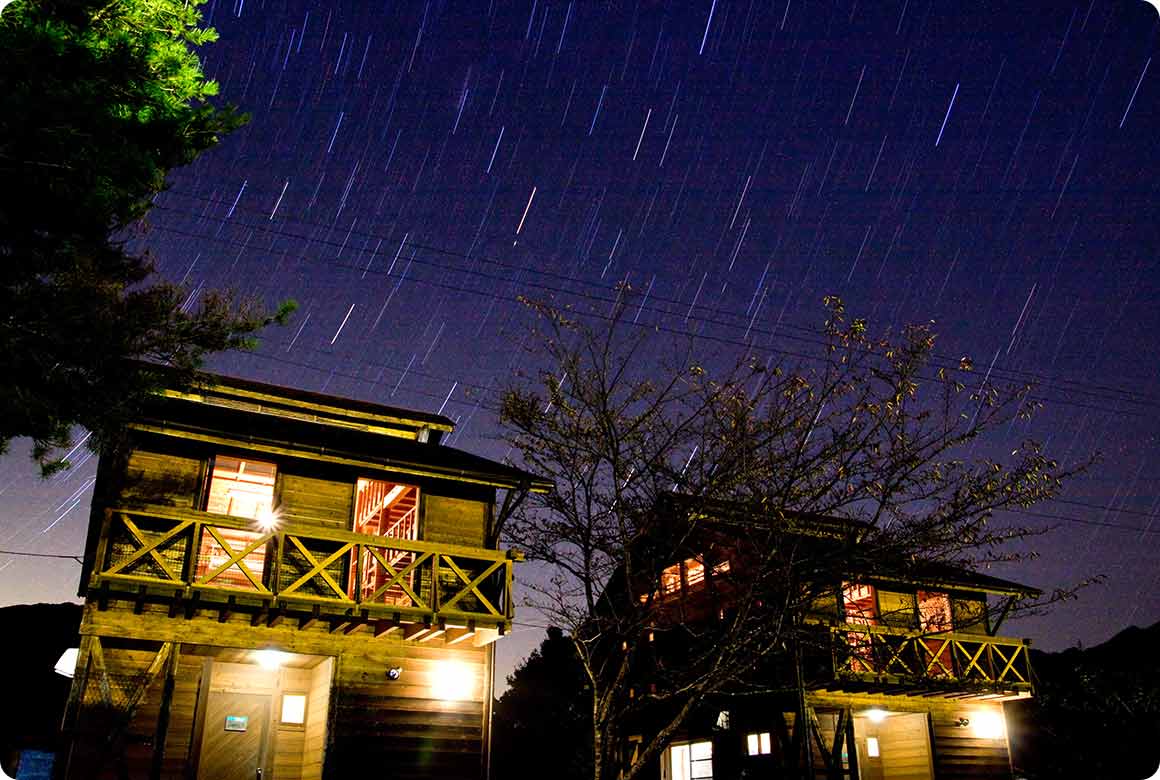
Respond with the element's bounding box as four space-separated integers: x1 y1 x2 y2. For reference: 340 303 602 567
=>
0 549 83 563
156 187 1160 411
146 213 1157 421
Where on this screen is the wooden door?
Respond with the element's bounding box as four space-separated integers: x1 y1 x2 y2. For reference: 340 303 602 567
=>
197 692 270 780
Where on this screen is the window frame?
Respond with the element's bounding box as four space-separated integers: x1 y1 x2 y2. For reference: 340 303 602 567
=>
278 691 308 730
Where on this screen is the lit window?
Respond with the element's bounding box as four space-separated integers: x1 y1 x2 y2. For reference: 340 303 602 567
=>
746 732 771 756
918 590 953 632
710 560 731 576
666 741 713 780
866 736 880 758
685 558 706 588
353 478 420 603
660 563 682 594
280 693 307 725
206 456 277 520
843 582 878 672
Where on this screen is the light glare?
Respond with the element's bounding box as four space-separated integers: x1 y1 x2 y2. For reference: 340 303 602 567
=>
431 660 475 701
255 649 289 669
865 708 887 723
972 710 1005 740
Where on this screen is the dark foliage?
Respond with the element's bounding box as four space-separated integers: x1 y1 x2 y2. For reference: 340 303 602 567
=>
491 627 592 780
0 0 293 474
0 603 83 776
1008 621 1160 780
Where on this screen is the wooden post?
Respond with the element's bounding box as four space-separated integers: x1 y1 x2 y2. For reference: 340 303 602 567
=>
843 708 859 780
149 643 181 780
54 635 95 780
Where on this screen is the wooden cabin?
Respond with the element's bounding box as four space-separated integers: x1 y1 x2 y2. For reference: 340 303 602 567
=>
58 372 549 780
632 510 1037 780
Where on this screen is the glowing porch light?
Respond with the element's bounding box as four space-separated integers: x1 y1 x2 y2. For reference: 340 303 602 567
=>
864 708 887 723
54 647 79 679
254 649 290 670
431 660 475 701
971 709 1006 740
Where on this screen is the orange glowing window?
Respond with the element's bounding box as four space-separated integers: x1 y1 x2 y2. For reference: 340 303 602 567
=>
918 590 953 632
205 456 277 520
352 478 420 603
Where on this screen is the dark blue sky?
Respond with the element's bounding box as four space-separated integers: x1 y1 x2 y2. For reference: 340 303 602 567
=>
2 0 1159 680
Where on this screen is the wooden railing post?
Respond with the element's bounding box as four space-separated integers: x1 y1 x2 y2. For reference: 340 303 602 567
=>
272 530 285 598
353 541 364 605
431 553 441 618
89 509 115 589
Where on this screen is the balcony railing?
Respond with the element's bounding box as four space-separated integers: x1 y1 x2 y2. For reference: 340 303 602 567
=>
828 623 1033 695
89 507 518 637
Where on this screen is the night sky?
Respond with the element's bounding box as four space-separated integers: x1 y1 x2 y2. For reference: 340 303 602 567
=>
2 0 1159 683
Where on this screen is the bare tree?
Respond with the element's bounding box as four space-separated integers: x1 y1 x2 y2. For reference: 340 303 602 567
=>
499 295 1083 780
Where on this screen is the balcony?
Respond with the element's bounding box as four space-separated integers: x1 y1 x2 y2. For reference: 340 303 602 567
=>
88 507 518 643
822 623 1033 699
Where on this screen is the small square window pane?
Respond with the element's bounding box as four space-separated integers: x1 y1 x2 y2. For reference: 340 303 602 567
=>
690 760 713 779
281 693 307 725
866 736 880 758
690 741 712 760
747 733 759 756
759 732 771 754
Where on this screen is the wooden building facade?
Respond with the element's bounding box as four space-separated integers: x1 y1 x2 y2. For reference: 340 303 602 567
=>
58 373 548 780
636 515 1037 780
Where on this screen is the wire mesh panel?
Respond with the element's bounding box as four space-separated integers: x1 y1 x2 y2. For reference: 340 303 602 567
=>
102 513 191 582
279 536 351 599
193 526 272 592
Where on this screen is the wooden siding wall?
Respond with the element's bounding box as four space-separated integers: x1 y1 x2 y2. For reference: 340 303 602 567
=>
807 692 1014 780
855 713 934 780
424 495 487 548
122 449 202 508
278 472 352 531
325 642 488 780
302 658 333 780
74 604 493 780
931 703 1012 780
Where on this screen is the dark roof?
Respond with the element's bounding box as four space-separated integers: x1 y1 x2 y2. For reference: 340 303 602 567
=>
866 558 1039 597
136 369 551 492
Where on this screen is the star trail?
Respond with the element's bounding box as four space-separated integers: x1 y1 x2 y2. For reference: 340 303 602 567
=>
2 0 1159 680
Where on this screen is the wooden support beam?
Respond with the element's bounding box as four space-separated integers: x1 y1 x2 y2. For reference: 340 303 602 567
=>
251 602 269 627
403 621 433 641
343 616 369 635
417 621 446 643
149 644 181 780
300 605 322 631
472 627 500 647
374 619 401 638
218 595 236 623
444 625 476 645
168 590 183 619
183 591 200 620
89 636 114 708
267 604 285 627
134 586 148 615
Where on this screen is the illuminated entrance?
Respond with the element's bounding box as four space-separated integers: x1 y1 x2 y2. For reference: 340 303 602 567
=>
191 648 333 780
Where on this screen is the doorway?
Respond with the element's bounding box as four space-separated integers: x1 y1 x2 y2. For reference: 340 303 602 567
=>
852 711 934 780
192 649 334 780
198 692 270 780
